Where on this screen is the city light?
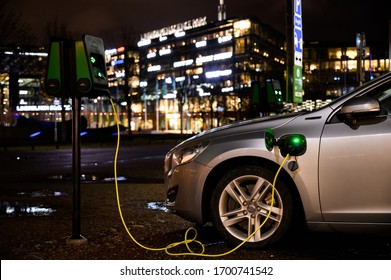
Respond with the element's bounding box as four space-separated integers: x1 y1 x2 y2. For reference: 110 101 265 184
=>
174 31 186 38
195 41 207 48
147 52 156 59
205 69 232 78
137 39 151 47
173 59 193 68
159 48 172 56
147 65 161 72
218 35 233 43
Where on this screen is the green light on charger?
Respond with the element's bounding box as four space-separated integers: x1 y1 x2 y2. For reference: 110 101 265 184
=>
291 136 302 144
264 129 307 157
278 134 307 157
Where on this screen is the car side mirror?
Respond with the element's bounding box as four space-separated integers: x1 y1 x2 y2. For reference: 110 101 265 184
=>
339 96 381 124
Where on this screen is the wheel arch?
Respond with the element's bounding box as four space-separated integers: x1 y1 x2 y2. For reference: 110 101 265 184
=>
201 156 306 227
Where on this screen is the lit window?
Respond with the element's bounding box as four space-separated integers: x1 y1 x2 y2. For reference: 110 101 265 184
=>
173 59 193 68
147 65 161 72
205 69 232 78
159 48 172 56
218 35 232 43
214 51 232 60
175 31 186 37
147 52 157 59
137 39 151 47
195 41 207 48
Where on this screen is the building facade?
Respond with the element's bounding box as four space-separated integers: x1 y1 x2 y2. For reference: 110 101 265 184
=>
135 16 286 133
0 46 50 126
303 40 390 101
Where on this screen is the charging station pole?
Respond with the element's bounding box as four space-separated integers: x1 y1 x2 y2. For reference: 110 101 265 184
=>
67 95 87 244
67 42 87 245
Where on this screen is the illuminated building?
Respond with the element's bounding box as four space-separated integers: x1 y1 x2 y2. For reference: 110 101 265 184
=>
97 46 140 131
135 16 286 133
0 46 50 126
303 40 390 101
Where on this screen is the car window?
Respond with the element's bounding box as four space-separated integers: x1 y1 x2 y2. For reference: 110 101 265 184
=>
329 81 391 123
366 87 391 115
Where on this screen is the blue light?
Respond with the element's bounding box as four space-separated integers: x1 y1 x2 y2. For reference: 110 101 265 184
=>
112 130 125 136
80 131 88 136
29 131 41 138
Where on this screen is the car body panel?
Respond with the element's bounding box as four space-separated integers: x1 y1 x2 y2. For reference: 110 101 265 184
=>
165 160 211 222
319 116 391 223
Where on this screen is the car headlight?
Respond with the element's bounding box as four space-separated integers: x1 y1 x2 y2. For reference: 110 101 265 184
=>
165 140 210 173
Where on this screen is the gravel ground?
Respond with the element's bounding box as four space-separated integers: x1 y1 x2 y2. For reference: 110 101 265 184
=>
2 181 391 261
0 182 201 260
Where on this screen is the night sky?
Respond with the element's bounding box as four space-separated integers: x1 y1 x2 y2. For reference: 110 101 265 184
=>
5 0 391 47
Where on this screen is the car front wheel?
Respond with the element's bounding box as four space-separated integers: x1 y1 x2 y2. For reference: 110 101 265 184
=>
211 165 293 249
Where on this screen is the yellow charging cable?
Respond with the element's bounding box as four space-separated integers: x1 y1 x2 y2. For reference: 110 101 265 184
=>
110 98 289 257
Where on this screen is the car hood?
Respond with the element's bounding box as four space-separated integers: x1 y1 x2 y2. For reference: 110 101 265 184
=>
179 112 302 146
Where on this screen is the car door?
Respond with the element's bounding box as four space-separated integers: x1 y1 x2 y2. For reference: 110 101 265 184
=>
319 83 391 224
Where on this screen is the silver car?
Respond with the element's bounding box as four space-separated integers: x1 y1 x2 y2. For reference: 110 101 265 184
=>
164 72 391 248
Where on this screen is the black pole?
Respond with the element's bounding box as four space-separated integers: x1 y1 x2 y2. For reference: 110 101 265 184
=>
68 96 86 241
67 42 87 244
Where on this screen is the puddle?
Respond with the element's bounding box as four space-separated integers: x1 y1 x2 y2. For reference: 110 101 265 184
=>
0 201 56 217
147 201 168 212
48 173 162 184
0 190 64 217
48 174 128 183
103 176 127 182
81 174 99 182
47 174 69 180
17 190 68 197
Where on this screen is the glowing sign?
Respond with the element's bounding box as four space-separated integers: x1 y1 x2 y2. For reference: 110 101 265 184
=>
16 105 72 112
140 17 208 40
293 0 303 103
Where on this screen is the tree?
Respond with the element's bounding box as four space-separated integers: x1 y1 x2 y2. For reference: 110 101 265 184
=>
43 17 74 46
0 0 36 45
105 23 138 49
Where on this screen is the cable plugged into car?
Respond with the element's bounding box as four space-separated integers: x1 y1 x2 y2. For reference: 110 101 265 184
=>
265 128 307 171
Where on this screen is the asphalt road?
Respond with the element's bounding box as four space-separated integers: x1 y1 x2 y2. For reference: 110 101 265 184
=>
1 141 390 260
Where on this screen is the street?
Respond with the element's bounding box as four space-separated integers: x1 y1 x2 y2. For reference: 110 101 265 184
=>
0 142 390 260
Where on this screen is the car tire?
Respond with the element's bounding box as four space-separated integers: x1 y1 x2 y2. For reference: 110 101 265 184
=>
211 165 293 249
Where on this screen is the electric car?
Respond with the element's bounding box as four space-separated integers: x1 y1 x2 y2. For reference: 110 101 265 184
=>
164 72 391 248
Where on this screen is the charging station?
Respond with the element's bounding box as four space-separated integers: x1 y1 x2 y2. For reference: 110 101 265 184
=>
45 35 109 244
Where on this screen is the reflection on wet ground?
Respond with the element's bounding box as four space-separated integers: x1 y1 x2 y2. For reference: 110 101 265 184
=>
0 189 68 217
147 201 167 212
1 193 168 217
0 201 56 217
17 190 68 198
47 173 162 184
